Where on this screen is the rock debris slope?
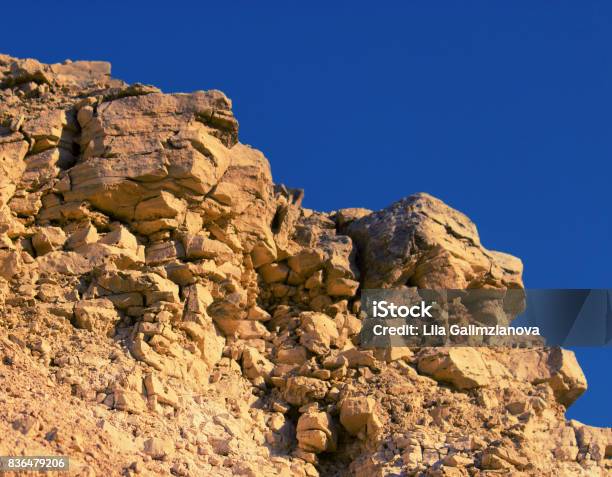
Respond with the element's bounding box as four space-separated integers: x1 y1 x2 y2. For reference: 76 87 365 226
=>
0 54 610 476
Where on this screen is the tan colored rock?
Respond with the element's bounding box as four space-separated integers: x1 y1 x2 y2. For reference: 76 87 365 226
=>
95 269 180 304
32 226 66 255
296 411 337 453
494 347 587 406
339 396 380 438
0 250 21 279
74 298 121 336
143 437 174 460
99 224 139 250
242 347 274 382
481 446 528 470
299 312 339 355
284 377 328 406
183 283 214 317
216 144 276 252
65 89 237 222
246 305 271 321
145 240 184 266
545 348 588 407
134 192 186 221
215 318 269 340
346 193 523 289
373 347 413 363
72 242 144 270
251 241 277 268
21 148 72 190
184 234 233 261
0 53 608 477
287 249 324 277
22 109 69 153
130 333 165 370
113 389 147 414
0 134 28 207
36 250 91 275
178 319 224 369
133 218 179 235
335 207 372 228
143 373 179 408
417 348 490 390
304 270 323 289
276 346 308 365
9 192 42 217
442 453 474 467
571 421 612 461
338 349 376 368
326 276 359 297
258 262 289 283
66 223 99 250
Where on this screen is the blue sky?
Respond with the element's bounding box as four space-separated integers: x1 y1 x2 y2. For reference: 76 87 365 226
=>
3 1 611 426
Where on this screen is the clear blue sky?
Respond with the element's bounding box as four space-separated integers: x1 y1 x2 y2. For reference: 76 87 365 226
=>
4 1 611 426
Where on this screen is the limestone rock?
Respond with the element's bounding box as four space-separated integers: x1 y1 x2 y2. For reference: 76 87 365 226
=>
545 348 588 407
184 234 233 261
113 389 147 414
32 227 67 255
242 347 274 382
326 276 359 297
287 249 325 277
346 193 523 289
0 53 607 477
299 312 339 355
495 347 587 406
284 377 328 406
0 250 21 279
258 263 289 283
134 192 186 222
339 396 380 439
143 373 179 408
74 298 121 336
417 348 490 390
143 437 174 460
66 223 99 250
215 318 268 341
215 143 276 253
94 269 179 305
296 411 337 453
571 421 612 461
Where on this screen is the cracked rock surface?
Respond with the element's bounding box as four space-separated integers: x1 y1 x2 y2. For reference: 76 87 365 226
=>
0 54 610 476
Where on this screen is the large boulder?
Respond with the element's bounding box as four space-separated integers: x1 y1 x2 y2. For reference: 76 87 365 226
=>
214 143 277 254
494 347 587 406
65 91 238 221
346 193 523 289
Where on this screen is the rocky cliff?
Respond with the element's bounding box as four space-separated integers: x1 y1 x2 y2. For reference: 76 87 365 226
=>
0 54 610 476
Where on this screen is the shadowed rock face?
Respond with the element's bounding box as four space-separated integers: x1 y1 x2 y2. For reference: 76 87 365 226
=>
0 54 609 476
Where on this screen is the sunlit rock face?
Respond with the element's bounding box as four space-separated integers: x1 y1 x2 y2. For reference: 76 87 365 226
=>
0 54 608 477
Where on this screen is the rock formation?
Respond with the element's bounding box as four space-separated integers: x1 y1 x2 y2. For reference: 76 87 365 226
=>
0 54 610 476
